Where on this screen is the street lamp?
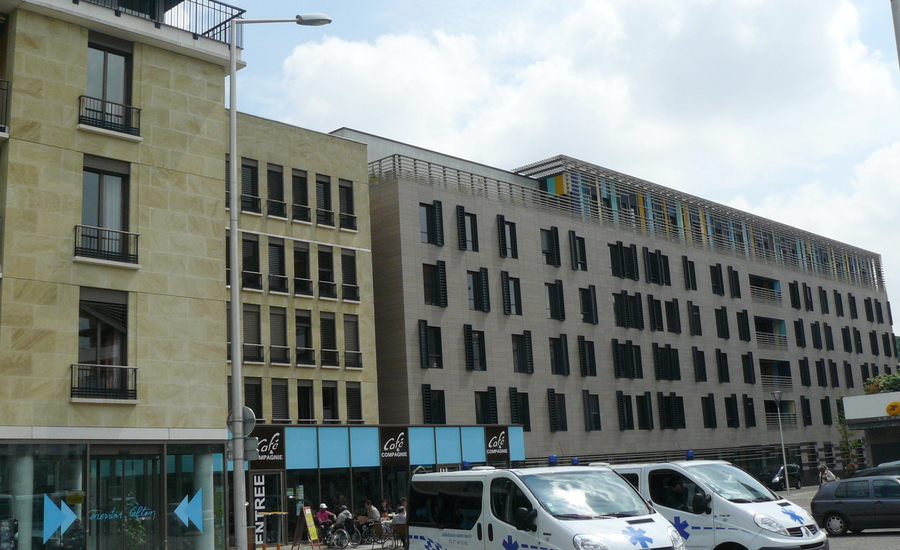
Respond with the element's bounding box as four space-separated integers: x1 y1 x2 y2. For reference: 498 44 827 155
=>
228 13 331 550
772 390 790 496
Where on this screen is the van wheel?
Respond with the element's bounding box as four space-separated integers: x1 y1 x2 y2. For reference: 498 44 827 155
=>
823 513 848 536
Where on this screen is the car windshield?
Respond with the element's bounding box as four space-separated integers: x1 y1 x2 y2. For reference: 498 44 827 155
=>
518 469 650 518
686 463 775 503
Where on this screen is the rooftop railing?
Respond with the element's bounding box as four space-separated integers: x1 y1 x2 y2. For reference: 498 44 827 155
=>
76 0 245 46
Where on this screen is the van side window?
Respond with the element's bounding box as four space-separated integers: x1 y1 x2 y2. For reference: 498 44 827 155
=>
648 469 706 514
408 480 483 530
490 478 533 527
620 473 639 490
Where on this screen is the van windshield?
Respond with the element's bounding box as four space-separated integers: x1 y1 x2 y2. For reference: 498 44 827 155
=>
518 470 650 518
685 463 775 503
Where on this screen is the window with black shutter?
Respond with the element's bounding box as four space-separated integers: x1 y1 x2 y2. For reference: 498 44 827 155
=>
315 174 333 226
570 231 588 271
636 392 654 430
737 310 751 341
818 286 829 314
789 281 801 309
701 394 717 428
710 264 725 296
665 299 681 334
583 390 601 431
802 283 814 311
715 307 729 339
743 394 757 428
742 353 756 384
716 349 729 383
821 397 833 425
682 256 697 290
799 358 811 387
610 241 639 280
815 359 827 387
418 320 443 368
457 205 479 251
844 361 854 388
580 285 599 324
541 227 561 266
420 201 444 245
648 295 664 331
244 377 263 422
728 267 741 298
338 179 356 230
688 301 702 336
693 347 707 382
643 248 671 285
267 164 286 218
578 336 597 377
794 319 806 348
346 382 363 424
616 391 634 430
292 169 310 222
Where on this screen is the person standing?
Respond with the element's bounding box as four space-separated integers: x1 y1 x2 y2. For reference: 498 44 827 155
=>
818 464 836 485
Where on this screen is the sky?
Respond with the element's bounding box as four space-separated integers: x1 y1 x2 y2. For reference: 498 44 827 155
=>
229 0 900 307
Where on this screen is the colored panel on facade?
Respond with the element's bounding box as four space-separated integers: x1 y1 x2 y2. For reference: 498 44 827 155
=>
508 426 525 461
286 427 319 469
460 427 486 463
434 427 461 464
408 427 436 465
318 427 350 468
350 427 380 467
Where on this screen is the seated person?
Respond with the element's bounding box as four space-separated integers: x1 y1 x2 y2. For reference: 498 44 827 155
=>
392 506 407 525
660 477 688 511
359 500 381 525
316 504 336 531
335 505 353 529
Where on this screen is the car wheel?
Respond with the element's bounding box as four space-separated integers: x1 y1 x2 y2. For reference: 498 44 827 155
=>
795 478 802 490
823 513 848 536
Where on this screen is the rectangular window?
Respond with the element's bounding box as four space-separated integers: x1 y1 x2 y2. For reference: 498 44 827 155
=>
692 347 707 382
293 242 312 296
550 335 570 376
583 390 602 431
547 389 568 432
509 388 531 431
501 271 522 315
320 312 338 366
869 330 880 356
580 285 599 324
789 281 801 309
799 357 811 387
422 384 446 424
665 299 681 334
884 332 893 357
464 325 487 371
834 290 844 317
800 396 812 426
541 227 561 266
612 339 643 379
546 280 566 320
78 287 128 368
85 35 135 134
803 283 814 311
316 174 334 226
842 326 853 352
474 387 498 424
643 248 671 285
243 304 263 362
682 256 697 290
653 343 681 381
875 299 885 324
241 236 262 290
811 321 823 350
616 391 635 430
861 363 870 383
341 249 359 301
466 268 491 312
420 201 444 245
271 378 290 424
815 359 827 387
318 246 336 298
688 301 702 336
742 352 756 384
716 349 730 383
794 319 806 348
864 297 875 322
267 164 286 218
702 394 717 428
610 241 639 280
497 215 518 258
346 382 363 424
818 286 829 314
648 295 664 332
292 169 310 222
270 307 290 365
239 159 261 213
457 206 479 251
844 361 855 388
423 261 448 307
338 179 356 230
295 310 314 366
570 231 588 271
298 380 314 424
821 397 833 426
728 266 741 298
715 307 730 339
613 290 644 329
344 314 361 368
737 310 751 341
268 238 288 293
418 321 443 368
743 394 757 428
849 293 858 319
725 395 740 428
829 360 840 388
578 336 597 377
658 392 686 430
244 378 263 422
512 332 533 374
80 159 134 263
854 328 863 353
710 264 725 296
636 392 654 430
824 323 835 351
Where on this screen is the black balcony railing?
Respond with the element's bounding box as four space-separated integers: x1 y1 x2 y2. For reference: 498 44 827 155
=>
340 213 357 231
321 349 339 367
267 199 287 218
317 209 334 227
270 345 291 365
71 364 137 400
293 204 311 222
76 0 245 45
244 343 264 363
296 347 316 366
319 281 337 299
294 278 314 296
0 79 10 133
79 96 141 136
345 351 362 369
242 271 262 290
75 225 139 264
269 274 289 293
342 284 360 302
241 194 261 213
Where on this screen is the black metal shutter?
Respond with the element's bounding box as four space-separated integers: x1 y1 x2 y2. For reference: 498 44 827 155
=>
437 260 448 307
550 226 561 267
509 387 519 425
560 333 569 375
433 200 444 246
497 215 507 257
464 324 475 371
524 330 534 374
612 339 622 378
422 384 433 424
488 386 498 424
418 320 429 368
555 280 565 320
569 230 578 270
480 267 490 312
578 336 588 377
547 389 558 432
501 271 511 314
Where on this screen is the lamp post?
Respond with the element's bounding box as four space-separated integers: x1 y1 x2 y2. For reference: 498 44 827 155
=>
772 390 790 495
228 13 331 550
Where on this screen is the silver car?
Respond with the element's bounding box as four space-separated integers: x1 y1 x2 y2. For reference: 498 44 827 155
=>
810 475 900 535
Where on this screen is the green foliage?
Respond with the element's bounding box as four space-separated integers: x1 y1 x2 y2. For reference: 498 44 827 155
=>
863 373 900 395
836 397 861 462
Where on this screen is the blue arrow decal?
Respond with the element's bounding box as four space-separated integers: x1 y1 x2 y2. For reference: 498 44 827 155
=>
174 489 203 531
673 516 690 539
622 526 653 548
781 508 804 524
43 495 77 543
502 535 519 550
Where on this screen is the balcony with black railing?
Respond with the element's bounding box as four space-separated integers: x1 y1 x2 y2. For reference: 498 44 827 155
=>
269 274 289 293
317 208 334 227
294 278 314 297
339 213 357 231
345 351 362 369
296 347 316 366
293 204 311 222
76 0 245 45
243 343 264 363
268 199 287 218
319 281 337 299
242 270 262 290
321 349 340 367
241 194 261 213
71 364 137 401
79 96 141 136
270 345 291 365
342 284 360 302
75 225 140 264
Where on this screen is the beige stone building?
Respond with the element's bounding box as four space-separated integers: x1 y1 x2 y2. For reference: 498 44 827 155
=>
0 1 375 549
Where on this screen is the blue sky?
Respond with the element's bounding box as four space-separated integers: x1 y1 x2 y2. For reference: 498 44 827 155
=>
231 0 900 301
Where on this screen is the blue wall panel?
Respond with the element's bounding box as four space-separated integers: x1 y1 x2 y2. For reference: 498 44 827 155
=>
435 427 461 464
319 428 350 469
508 426 525 461
460 427 486 463
409 427 436 465
350 427 381 467
286 427 319 469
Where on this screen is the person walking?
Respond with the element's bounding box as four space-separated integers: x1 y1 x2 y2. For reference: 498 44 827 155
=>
818 464 836 485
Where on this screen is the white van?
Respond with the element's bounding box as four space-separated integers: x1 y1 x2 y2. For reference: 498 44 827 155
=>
407 465 684 550
610 461 828 550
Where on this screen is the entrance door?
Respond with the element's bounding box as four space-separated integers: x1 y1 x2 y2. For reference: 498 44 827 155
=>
88 452 161 550
250 473 285 545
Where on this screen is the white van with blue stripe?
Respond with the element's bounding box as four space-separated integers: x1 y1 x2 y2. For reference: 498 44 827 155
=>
407 465 684 550
610 461 828 550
